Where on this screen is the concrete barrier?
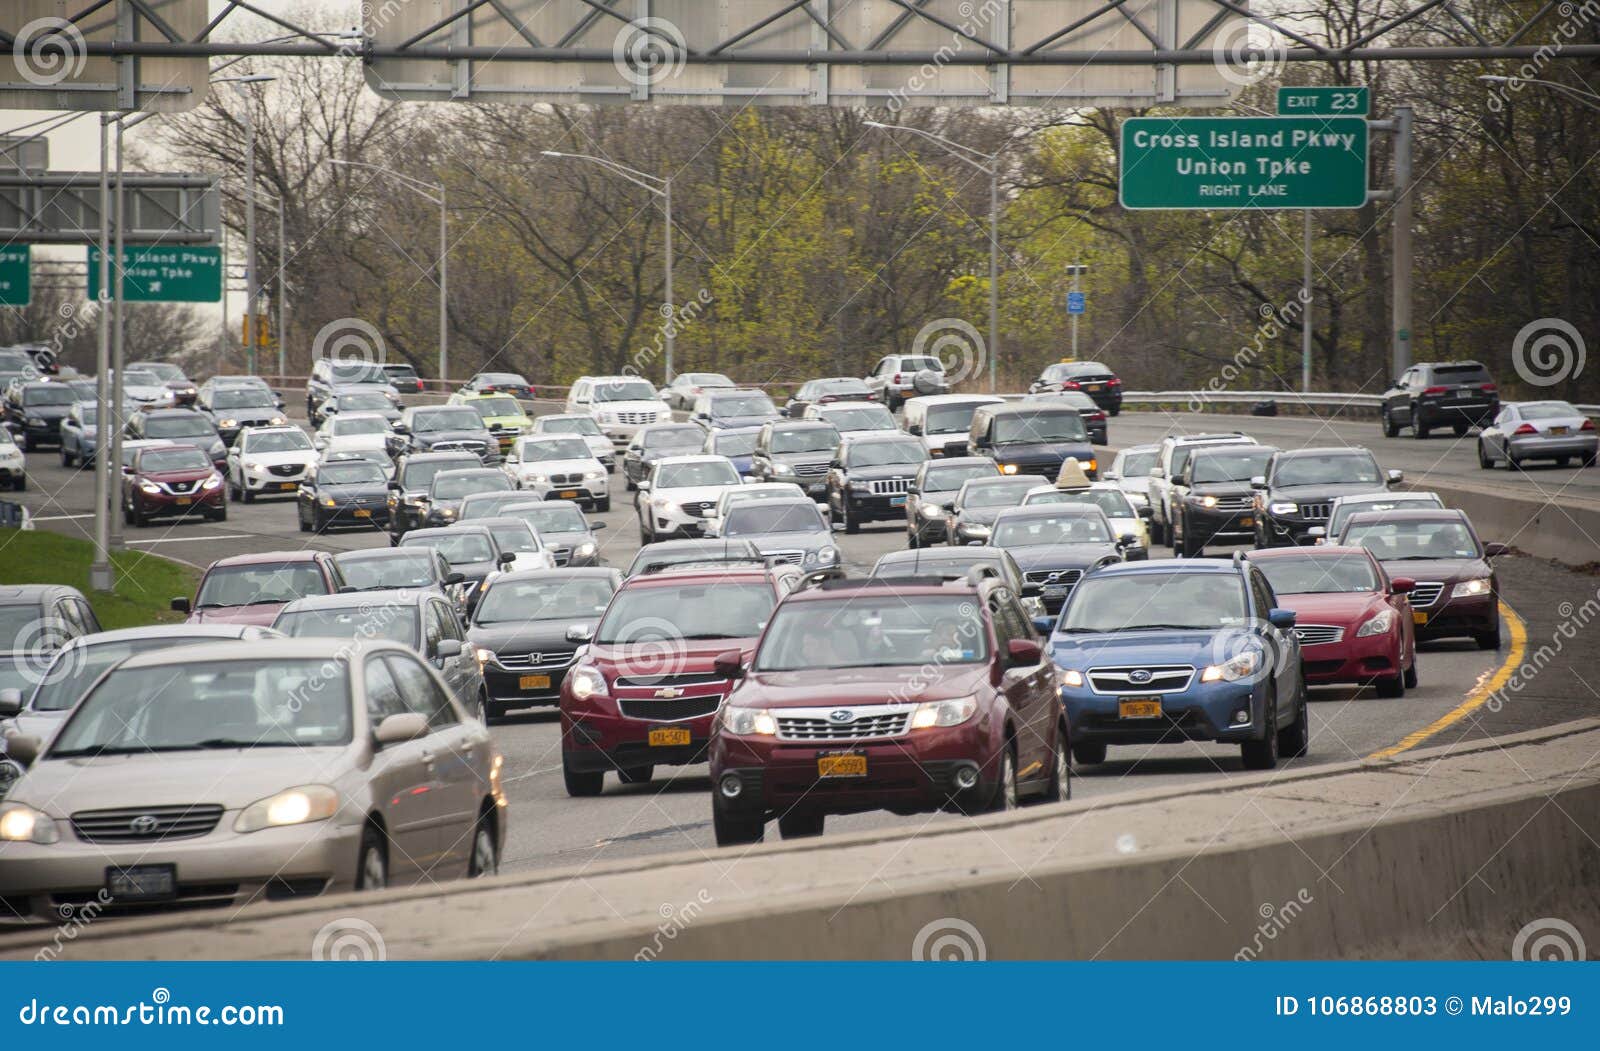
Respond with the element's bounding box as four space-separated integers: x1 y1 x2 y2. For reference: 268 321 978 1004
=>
6 719 1596 961
1400 478 1600 568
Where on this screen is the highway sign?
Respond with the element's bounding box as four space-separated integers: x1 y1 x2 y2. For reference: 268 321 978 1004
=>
0 173 220 245
1066 292 1086 315
88 246 222 303
1277 86 1370 116
0 2 209 113
0 247 29 306
1119 116 1370 210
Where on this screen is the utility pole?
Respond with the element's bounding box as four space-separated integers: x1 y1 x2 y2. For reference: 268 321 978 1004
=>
1391 105 1413 377
89 117 113 594
663 175 675 382
1302 210 1314 393
109 120 127 551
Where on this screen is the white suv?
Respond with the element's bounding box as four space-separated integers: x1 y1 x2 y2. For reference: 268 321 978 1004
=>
864 353 949 410
567 375 669 451
226 425 317 503
636 454 744 543
1146 432 1255 546
502 434 610 512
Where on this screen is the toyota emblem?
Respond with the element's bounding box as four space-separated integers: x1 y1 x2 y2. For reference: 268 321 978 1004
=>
1129 669 1153 684
828 709 853 724
128 814 160 835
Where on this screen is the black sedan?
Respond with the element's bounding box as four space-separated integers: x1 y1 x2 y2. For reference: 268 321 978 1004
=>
296 458 392 533
986 505 1128 613
462 372 534 400
468 568 622 719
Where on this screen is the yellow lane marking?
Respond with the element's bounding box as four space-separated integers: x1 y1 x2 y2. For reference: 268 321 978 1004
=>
1367 601 1527 760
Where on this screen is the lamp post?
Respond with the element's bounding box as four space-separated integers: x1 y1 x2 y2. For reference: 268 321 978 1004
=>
865 121 1002 393
541 151 675 381
329 159 448 382
215 74 276 376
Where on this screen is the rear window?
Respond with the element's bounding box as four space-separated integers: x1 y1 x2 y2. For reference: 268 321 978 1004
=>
1432 364 1492 383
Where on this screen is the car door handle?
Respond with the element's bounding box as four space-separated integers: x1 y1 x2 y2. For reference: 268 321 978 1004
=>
420 750 436 766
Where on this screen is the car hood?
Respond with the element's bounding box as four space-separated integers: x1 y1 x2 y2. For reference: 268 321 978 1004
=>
123 385 168 401
1270 481 1389 502
594 400 666 416
657 483 741 504
213 407 280 422
579 435 612 454
1047 630 1225 668
844 464 921 481
142 467 215 484
741 530 832 553
325 434 389 451
641 447 703 463
955 506 1011 526
1275 591 1389 626
468 621 579 652
738 662 990 709
1373 557 1490 583
588 637 756 673
187 603 289 627
711 414 777 429
22 404 71 420
244 449 316 466
1002 543 1121 570
991 440 1095 460
518 457 596 475
14 746 354 814
771 450 834 466
416 429 493 444
320 482 389 500
1190 480 1255 498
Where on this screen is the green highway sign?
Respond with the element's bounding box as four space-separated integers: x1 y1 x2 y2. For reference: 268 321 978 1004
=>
88 245 222 302
1277 86 1370 116
1119 116 1369 211
0 247 28 306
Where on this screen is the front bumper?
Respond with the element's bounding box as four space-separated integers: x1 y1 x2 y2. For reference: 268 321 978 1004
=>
841 490 909 523
19 420 61 447
135 489 225 517
1260 511 1325 546
320 503 390 526
243 468 308 493
483 660 574 708
1412 591 1496 641
1064 682 1261 746
562 690 727 771
1184 503 1257 544
520 478 609 505
1299 630 1402 684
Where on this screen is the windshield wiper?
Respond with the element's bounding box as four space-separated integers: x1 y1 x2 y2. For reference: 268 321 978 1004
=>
679 633 743 640
1386 555 1448 561
192 738 299 749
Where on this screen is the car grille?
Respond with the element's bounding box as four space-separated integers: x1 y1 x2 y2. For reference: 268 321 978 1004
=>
765 550 804 566
267 463 302 477
1211 495 1253 511
157 479 203 495
548 472 584 485
615 411 659 425
1409 582 1445 608
432 440 487 455
1088 665 1195 695
495 650 575 669
549 548 571 566
868 478 911 496
71 804 224 844
681 501 715 517
776 706 912 741
617 696 721 722
1293 624 1345 646
614 672 724 689
1024 568 1083 589
1298 502 1332 521
791 462 829 478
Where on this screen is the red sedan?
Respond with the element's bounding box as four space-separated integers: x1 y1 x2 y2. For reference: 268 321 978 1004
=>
1250 546 1418 698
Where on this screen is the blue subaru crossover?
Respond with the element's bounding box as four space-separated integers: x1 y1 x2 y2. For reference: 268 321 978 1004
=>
1040 555 1308 770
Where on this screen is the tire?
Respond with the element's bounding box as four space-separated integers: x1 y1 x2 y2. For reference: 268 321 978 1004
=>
907 528 921 549
60 447 71 468
132 499 149 529
595 497 610 513
242 486 255 504
1478 442 1493 469
1381 409 1399 438
1150 512 1168 547
1583 451 1597 468
1375 672 1405 698
625 475 636 492
1413 418 1430 439
1403 660 1418 689
1453 423 1469 437
843 499 859 534
298 509 311 533
1032 722 1071 803
712 802 764 846
1072 741 1107 765
1277 682 1310 759
483 700 507 724
1476 620 1503 650
1240 691 1280 770
562 755 605 797
228 479 240 502
355 825 388 891
1178 515 1202 558
312 510 326 534
466 809 498 878
987 745 1019 812
16 432 28 453
777 811 825 839
616 765 655 785
212 505 227 523
12 475 23 492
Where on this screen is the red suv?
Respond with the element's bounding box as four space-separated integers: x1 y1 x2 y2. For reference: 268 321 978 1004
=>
121 443 226 526
560 560 803 796
707 570 1067 845
172 551 344 627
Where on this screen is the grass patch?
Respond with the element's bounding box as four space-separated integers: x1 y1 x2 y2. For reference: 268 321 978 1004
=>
0 529 199 631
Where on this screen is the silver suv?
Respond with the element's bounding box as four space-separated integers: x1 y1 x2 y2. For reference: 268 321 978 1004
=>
864 353 949 410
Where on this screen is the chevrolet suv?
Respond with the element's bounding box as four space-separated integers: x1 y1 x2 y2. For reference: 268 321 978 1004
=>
561 561 802 795
825 432 930 533
708 570 1067 844
1252 447 1401 548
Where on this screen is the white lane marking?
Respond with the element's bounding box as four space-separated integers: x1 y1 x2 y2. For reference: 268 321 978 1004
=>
29 513 94 522
125 534 254 546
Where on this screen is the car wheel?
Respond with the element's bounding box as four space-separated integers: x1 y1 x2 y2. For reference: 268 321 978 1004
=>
843 499 859 535
1277 682 1310 759
562 755 605 797
227 478 239 501
474 689 489 724
1032 721 1071 803
777 811 825 839
241 485 255 504
12 475 23 492
355 826 388 890
1413 419 1430 439
1381 409 1399 438
625 474 636 492
1583 451 1597 468
1240 692 1279 770
907 527 921 549
616 765 655 785
712 802 764 847
16 432 28 453
595 497 610 513
212 506 228 523
466 810 498 878
1375 669 1405 698
1453 423 1469 437
60 447 71 468
1476 620 1503 650
1478 441 1493 469
297 508 311 532
1072 741 1107 765
988 745 1019 812
312 510 327 533
1403 660 1418 689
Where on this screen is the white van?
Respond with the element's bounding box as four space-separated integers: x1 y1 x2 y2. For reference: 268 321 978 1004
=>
903 394 1004 457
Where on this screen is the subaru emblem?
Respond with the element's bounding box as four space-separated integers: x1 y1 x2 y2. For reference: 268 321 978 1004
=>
1129 669 1153 684
129 814 160 835
828 709 853 724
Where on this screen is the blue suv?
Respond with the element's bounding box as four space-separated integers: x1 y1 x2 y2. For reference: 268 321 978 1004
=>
1039 555 1308 770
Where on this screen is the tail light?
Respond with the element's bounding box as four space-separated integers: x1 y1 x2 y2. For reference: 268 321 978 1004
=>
1513 423 1537 435
1421 386 1448 396
1107 377 1122 386
1480 383 1498 393
1582 419 1595 432
1091 412 1106 422
893 373 903 384
1062 381 1081 390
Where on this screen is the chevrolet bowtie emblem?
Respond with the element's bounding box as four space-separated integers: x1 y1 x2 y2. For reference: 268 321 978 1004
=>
654 687 684 699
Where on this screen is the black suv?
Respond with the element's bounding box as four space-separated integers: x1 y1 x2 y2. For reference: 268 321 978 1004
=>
749 419 840 499
3 381 75 451
196 384 286 445
1028 360 1123 415
968 403 1097 480
390 404 498 464
986 505 1128 613
1381 361 1499 439
1252 447 1401 547
125 408 227 468
1169 444 1276 558
826 432 930 534
386 451 483 542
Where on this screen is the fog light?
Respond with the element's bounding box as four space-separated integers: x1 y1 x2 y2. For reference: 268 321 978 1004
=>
1232 709 1251 725
719 774 743 799
953 765 980 790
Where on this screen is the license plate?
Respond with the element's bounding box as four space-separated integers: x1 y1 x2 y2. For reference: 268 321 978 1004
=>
175 497 191 506
558 490 579 499
279 481 298 490
1550 426 1570 436
106 864 175 902
518 674 550 690
818 751 867 778
649 727 691 747
354 509 371 518
1413 611 1428 625
889 495 907 507
1085 384 1102 391
1239 515 1254 526
1119 698 1162 719
1043 584 1068 598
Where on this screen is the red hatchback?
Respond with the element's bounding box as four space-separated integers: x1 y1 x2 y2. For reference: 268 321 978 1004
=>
708 572 1067 845
121 444 226 526
1249 546 1418 697
560 560 803 796
172 551 344 627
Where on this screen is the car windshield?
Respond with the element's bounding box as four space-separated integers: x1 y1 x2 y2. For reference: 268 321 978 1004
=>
196 563 329 607
593 380 656 402
1274 453 1381 486
596 582 774 643
1118 450 1158 477
724 502 825 535
712 431 759 456
1434 364 1492 383
339 392 391 411
319 462 386 485
22 386 75 406
247 430 312 453
0 655 33 694
1344 520 1480 560
433 472 511 499
1257 555 1380 595
683 373 732 387
400 457 478 489
656 461 740 488
846 440 926 468
1518 401 1581 420
1192 449 1273 483
140 448 211 473
124 371 163 387
540 416 601 436
274 606 420 647
330 362 387 385
815 380 867 396
924 403 987 434
485 522 539 553
412 408 482 432
502 504 586 535
900 356 942 372
520 437 592 461
51 658 352 754
1061 572 1249 632
132 363 183 381
213 390 274 409
1328 497 1441 536
771 427 837 454
383 365 417 379
644 428 704 451
1028 489 1130 518
993 513 1112 546
335 553 438 589
144 416 214 439
474 577 616 624
825 407 895 431
403 533 494 564
756 595 988 671
332 416 388 436
468 396 522 418
993 411 1086 443
0 605 48 647
963 480 1033 508
711 394 775 417
925 463 995 491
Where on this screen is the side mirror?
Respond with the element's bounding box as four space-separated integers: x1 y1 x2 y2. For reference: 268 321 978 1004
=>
1268 607 1298 630
591 521 607 531
1148 467 1165 478
393 422 409 434
777 406 790 417
565 623 594 644
0 687 24 717
907 423 923 436
1386 468 1404 485
637 479 652 492
1117 533 1138 547
170 596 192 614
435 639 463 659
1485 542 1509 557
1007 638 1042 666
1306 525 1326 537
444 572 465 586
1101 471 1120 481
5 734 41 766
338 585 358 594
373 712 429 746
713 649 745 680
386 480 400 490
498 551 516 566
1031 615 1055 635
1249 475 1267 489
1390 576 1415 594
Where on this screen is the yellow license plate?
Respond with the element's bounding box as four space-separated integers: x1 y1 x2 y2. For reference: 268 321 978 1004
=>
280 482 298 490
1085 384 1102 391
354 509 372 518
649 727 691 747
1240 516 1254 526
818 753 868 778
1413 611 1428 625
518 674 550 690
558 490 579 499
175 497 192 506
1119 698 1162 719
1551 426 1569 435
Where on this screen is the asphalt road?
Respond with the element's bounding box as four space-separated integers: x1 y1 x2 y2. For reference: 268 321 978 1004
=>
4 405 1524 875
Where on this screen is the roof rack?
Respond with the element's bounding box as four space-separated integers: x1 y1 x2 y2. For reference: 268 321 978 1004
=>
639 557 771 576
1233 550 1247 564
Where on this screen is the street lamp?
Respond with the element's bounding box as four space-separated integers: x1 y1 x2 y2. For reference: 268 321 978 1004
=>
541 150 675 381
215 73 277 376
865 120 1001 393
1478 74 1600 112
329 159 449 383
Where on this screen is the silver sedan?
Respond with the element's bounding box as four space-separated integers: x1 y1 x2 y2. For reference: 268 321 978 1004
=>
1477 401 1597 469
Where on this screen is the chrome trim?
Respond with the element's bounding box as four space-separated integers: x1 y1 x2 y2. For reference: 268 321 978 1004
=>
773 703 916 741
1087 665 1196 696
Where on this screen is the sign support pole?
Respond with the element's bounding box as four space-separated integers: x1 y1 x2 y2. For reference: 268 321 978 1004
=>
89 118 113 594
988 164 1000 394
1302 210 1313 393
109 119 127 552
1391 104 1414 377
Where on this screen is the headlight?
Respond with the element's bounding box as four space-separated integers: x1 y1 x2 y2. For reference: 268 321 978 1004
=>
202 474 222 490
244 461 264 473
235 785 339 833
0 803 60 844
437 507 456 519
269 416 287 426
219 418 238 429
474 647 494 666
719 705 777 736
1451 578 1492 598
1061 669 1084 687
1195 494 1219 508
919 503 948 519
1000 464 1019 475
651 496 674 510
1355 608 1395 637
526 473 549 484
1268 501 1299 516
771 462 795 476
814 546 839 565
910 695 978 729
25 416 42 426
568 665 609 700
583 470 603 481
403 495 427 507
962 523 991 537
1201 650 1261 683
320 496 337 507
574 541 597 558
139 481 161 494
